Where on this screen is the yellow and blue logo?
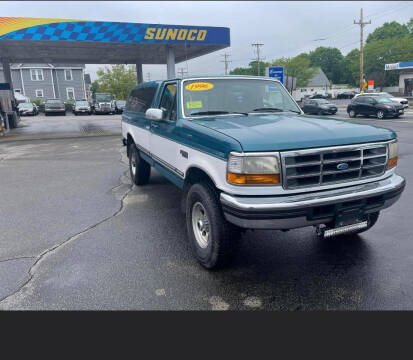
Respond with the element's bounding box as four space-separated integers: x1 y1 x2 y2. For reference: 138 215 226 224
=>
0 17 230 45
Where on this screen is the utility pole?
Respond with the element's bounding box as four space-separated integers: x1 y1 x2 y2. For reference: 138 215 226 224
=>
251 43 264 76
354 8 371 92
177 67 188 78
220 53 231 75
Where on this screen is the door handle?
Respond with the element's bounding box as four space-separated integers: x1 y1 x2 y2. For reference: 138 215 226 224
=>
152 123 159 129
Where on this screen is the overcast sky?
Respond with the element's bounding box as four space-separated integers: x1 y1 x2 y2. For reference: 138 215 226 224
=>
1 1 413 81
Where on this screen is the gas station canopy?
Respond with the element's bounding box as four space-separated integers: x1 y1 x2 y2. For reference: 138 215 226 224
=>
0 17 230 64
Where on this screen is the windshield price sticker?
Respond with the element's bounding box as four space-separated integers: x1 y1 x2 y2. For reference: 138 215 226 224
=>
186 101 203 109
185 82 214 91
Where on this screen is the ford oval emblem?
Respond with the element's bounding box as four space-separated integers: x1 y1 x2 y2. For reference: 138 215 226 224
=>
337 163 349 170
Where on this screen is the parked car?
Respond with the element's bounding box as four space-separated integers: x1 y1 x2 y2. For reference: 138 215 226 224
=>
337 91 357 99
347 95 404 119
308 93 328 99
44 99 66 116
115 100 126 114
93 93 115 114
354 92 408 109
302 99 337 115
122 76 405 269
17 102 38 116
73 100 92 115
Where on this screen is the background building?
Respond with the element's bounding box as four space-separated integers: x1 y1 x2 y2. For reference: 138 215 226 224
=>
0 63 87 100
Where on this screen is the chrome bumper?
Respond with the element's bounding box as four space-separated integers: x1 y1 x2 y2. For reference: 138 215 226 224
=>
220 174 405 230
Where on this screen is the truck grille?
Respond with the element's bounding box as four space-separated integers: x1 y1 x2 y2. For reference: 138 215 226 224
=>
281 143 388 189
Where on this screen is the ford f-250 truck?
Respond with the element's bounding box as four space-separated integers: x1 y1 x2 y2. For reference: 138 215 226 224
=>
121 76 405 269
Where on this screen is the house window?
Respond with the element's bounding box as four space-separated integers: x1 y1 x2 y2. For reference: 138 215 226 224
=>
31 69 44 81
66 87 75 100
65 69 73 81
35 89 44 98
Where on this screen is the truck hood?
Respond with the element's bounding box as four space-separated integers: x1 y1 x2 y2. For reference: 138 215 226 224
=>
191 113 396 152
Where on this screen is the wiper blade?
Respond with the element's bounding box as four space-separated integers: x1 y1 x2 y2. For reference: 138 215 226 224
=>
251 107 283 112
251 107 301 114
190 110 248 116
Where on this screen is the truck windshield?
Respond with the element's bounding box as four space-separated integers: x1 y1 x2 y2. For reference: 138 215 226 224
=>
18 103 34 109
46 99 63 104
76 101 89 106
95 94 112 102
182 78 301 117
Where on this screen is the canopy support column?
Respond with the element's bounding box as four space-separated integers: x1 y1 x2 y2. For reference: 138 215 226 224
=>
166 46 175 79
1 59 13 89
136 63 143 84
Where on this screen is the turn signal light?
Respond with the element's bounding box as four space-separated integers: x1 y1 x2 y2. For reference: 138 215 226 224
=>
388 157 398 169
227 172 280 185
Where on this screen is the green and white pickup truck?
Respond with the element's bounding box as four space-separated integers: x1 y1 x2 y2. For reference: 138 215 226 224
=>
121 76 405 269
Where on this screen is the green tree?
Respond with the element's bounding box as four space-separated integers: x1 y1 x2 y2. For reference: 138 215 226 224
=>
95 64 137 100
271 53 317 87
230 60 270 76
406 17 413 35
366 21 409 43
340 48 360 86
309 47 344 84
90 80 100 95
364 36 413 88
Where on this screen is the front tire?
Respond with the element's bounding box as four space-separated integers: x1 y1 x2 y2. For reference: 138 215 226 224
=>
186 182 241 269
376 110 385 119
128 142 150 186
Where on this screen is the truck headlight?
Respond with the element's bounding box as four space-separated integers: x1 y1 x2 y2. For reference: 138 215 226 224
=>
388 140 398 169
227 153 280 185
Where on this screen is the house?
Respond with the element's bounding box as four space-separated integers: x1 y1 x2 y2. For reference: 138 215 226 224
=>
0 63 87 101
293 68 331 101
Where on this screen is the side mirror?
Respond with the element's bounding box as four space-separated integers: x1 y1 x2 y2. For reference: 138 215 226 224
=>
145 108 163 121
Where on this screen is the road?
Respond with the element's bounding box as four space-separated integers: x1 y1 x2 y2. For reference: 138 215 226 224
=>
0 113 412 310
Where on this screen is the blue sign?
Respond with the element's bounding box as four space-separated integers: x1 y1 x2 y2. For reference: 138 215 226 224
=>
267 67 284 84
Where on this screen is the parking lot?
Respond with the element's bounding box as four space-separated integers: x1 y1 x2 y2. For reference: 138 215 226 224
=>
0 112 412 310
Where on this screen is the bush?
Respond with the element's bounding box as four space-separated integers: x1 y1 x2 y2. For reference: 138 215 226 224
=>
31 98 45 113
64 99 74 112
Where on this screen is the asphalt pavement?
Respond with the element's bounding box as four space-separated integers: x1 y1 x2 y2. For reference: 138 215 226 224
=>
0 113 412 310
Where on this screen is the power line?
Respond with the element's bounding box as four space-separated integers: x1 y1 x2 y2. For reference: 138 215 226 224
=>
251 43 264 76
354 8 371 91
220 53 232 75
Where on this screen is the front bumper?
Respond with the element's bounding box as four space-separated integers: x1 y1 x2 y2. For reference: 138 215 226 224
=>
45 108 65 113
220 174 405 229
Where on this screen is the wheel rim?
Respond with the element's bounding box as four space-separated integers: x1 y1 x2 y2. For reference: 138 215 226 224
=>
130 150 137 176
350 110 355 117
191 202 210 249
377 111 384 119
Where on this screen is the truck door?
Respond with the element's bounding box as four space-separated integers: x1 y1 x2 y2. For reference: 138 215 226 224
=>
149 82 183 177
123 86 157 154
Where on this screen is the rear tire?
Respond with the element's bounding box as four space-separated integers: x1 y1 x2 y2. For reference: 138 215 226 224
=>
128 142 151 186
348 109 356 118
186 182 241 269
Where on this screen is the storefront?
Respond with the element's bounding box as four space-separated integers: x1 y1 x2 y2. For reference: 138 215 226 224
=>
385 62 413 96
